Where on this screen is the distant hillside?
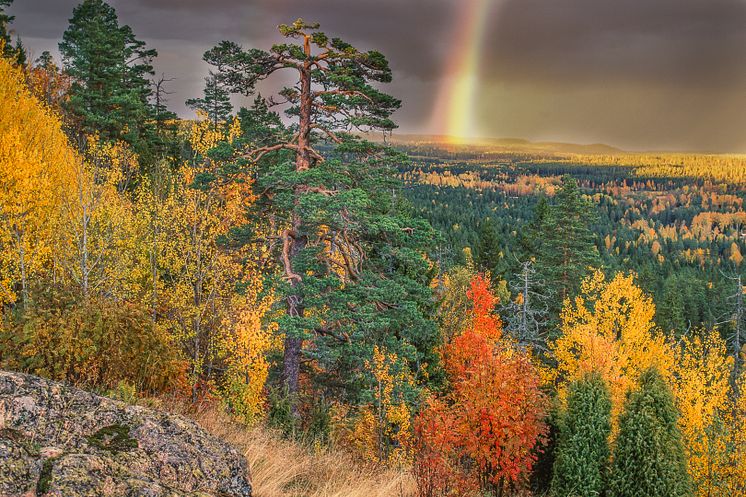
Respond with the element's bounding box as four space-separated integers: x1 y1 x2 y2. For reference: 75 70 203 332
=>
360 133 625 155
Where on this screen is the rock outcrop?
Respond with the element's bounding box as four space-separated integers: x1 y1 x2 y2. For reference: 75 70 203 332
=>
0 370 252 496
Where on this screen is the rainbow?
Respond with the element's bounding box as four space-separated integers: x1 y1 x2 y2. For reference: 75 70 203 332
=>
433 0 493 143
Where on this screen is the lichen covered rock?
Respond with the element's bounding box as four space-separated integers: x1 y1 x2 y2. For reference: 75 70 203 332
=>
0 370 252 496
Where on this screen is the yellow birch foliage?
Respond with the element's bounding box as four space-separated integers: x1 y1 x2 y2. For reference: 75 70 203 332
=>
56 137 144 300
552 271 674 420
672 330 733 495
436 263 477 342
725 377 746 495
0 56 76 304
219 273 278 424
349 346 415 465
157 112 267 399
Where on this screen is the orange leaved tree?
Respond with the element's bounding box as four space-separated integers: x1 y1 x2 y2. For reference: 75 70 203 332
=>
415 274 548 497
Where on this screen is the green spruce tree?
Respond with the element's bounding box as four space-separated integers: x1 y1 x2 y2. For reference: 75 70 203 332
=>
519 194 550 260
551 372 612 497
658 274 686 335
60 0 157 155
608 368 691 497
537 176 600 306
0 0 24 64
0 0 11 52
476 216 502 275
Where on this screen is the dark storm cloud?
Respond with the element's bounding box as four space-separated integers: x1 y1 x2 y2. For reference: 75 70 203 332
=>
8 0 455 131
488 0 746 89
7 0 746 151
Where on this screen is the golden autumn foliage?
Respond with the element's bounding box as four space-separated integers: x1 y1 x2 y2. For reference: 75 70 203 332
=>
725 377 746 495
56 137 143 300
24 54 71 114
1 292 185 393
218 279 278 424
552 271 674 420
0 65 276 417
435 262 477 342
346 345 416 465
4 20 746 496
672 329 734 496
729 242 743 266
548 153 746 184
149 113 272 409
0 56 77 305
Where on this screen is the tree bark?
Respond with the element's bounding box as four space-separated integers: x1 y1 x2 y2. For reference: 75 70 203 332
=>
281 34 314 411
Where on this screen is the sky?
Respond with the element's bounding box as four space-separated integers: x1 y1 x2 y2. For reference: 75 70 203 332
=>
7 0 746 152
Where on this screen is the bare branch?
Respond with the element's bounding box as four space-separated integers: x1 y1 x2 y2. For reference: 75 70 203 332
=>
311 124 343 144
313 89 375 104
281 229 302 283
243 143 298 162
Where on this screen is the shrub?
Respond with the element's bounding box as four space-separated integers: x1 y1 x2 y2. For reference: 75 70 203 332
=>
0 291 185 393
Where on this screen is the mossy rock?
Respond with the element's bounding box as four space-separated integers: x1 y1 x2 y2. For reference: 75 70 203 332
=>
1 371 252 495
0 428 40 457
36 456 59 495
86 424 138 453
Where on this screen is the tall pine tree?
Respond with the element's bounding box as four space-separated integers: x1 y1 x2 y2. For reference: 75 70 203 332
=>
609 368 691 497
60 0 157 156
551 372 612 497
203 20 437 415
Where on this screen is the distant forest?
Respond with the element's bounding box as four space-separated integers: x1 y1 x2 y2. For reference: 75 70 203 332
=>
400 148 746 339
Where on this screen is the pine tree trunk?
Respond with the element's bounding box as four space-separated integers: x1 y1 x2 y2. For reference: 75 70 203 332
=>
282 224 305 406
281 34 314 412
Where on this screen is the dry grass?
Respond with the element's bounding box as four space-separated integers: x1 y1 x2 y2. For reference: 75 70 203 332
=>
174 402 416 497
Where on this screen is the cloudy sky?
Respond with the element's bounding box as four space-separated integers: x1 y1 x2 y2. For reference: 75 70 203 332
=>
8 0 746 151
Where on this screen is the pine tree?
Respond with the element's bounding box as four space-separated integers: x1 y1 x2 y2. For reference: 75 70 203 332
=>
59 0 157 154
186 73 233 127
519 194 550 259
237 95 284 146
551 372 612 497
537 176 600 306
203 20 435 416
608 368 691 497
